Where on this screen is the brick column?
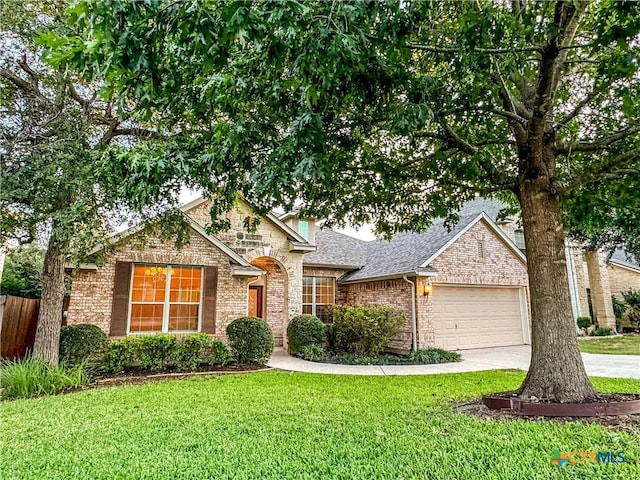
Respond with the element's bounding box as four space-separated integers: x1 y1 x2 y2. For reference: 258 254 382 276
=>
585 251 616 331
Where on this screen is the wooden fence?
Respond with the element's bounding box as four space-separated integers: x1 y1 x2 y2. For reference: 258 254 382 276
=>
0 295 40 359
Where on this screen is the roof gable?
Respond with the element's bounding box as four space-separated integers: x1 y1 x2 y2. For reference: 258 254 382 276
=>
420 213 527 267
182 197 309 244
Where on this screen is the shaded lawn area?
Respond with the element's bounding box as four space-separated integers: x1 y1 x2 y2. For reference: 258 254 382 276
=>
579 335 640 355
1 371 639 480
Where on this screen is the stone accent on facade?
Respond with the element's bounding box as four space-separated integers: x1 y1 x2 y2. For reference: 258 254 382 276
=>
67 228 250 340
185 198 305 340
585 251 616 330
251 256 287 347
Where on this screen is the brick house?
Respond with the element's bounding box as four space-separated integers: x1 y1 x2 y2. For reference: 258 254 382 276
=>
67 196 533 351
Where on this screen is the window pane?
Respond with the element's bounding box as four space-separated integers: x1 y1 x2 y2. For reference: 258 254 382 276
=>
170 266 202 302
131 264 167 302
302 277 313 304
168 304 199 331
302 305 313 315
298 220 309 240
315 278 334 305
130 304 163 332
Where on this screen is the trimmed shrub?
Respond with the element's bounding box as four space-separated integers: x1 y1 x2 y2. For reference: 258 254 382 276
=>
137 334 178 371
591 327 613 337
175 333 211 370
409 348 461 364
210 340 230 366
576 316 592 335
226 317 274 364
101 337 139 373
298 344 325 362
59 324 107 367
287 314 325 355
1 357 88 399
325 305 405 356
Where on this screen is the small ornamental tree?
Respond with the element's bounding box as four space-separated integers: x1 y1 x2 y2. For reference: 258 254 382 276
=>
53 1 640 402
0 1 182 364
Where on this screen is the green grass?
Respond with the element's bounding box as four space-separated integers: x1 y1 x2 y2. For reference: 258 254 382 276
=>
579 335 640 355
1 371 639 479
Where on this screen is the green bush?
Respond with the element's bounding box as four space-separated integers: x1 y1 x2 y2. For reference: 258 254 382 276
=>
209 340 230 366
287 314 325 355
0 357 88 399
175 333 211 370
59 324 107 367
298 344 325 362
101 337 139 373
622 289 640 326
591 327 613 337
226 317 274 364
576 316 592 331
137 334 178 371
409 348 461 364
0 244 44 298
325 305 406 356
612 296 627 320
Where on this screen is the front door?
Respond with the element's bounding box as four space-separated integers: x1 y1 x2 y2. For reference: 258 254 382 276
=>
248 286 264 318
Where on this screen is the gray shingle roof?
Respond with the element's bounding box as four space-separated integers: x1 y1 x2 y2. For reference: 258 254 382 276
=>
610 249 640 272
339 215 478 282
305 214 482 281
455 197 511 221
303 229 369 268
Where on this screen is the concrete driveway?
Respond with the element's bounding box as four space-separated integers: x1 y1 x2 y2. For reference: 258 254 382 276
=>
267 345 640 378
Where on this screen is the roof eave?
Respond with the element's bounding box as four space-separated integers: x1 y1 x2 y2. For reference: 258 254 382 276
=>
303 262 363 270
609 260 640 274
289 241 317 253
339 270 438 285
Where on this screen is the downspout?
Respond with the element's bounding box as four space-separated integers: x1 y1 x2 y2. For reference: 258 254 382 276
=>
403 276 418 351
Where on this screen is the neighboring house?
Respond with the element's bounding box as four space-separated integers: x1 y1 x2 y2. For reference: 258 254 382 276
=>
67 197 530 352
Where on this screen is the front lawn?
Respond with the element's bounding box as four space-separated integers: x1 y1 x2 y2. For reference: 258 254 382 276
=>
579 335 640 355
1 371 638 480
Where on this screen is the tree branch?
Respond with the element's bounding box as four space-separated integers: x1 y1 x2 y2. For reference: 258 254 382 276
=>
559 147 640 192
554 80 614 131
557 125 640 153
0 68 53 106
407 43 543 54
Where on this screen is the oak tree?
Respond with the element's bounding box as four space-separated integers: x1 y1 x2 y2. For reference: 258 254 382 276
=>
54 0 640 401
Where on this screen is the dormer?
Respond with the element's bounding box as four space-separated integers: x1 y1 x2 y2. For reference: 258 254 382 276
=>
279 211 316 245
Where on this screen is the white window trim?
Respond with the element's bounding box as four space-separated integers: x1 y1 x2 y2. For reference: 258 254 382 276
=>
127 264 203 334
302 276 336 316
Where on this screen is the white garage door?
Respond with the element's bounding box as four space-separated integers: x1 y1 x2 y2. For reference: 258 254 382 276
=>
431 285 527 350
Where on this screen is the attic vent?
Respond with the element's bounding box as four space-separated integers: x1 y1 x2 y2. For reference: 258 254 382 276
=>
478 240 485 259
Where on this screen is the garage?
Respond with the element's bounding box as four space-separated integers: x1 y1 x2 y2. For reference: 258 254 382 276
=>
431 285 528 350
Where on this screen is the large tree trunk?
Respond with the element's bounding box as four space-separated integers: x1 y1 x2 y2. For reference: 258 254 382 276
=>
32 235 66 365
517 174 596 402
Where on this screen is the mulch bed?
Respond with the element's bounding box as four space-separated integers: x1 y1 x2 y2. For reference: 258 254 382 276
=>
66 364 270 392
457 398 640 433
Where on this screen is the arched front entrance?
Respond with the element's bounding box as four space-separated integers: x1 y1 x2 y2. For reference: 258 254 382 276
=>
249 256 289 347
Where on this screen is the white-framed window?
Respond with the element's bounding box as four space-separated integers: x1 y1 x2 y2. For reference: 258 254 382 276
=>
302 276 335 318
514 229 525 251
129 264 202 333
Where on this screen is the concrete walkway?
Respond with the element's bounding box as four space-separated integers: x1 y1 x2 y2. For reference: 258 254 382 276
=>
267 345 640 379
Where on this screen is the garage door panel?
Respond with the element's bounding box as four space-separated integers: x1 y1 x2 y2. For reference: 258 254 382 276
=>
432 286 525 350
